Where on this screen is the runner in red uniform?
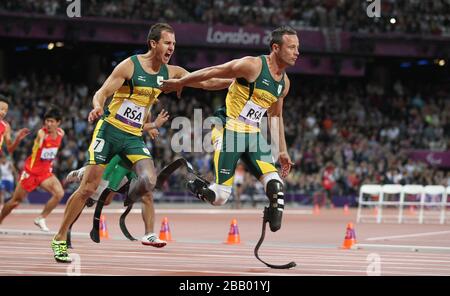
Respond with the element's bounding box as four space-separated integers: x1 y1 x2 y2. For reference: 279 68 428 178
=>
0 107 64 231
0 95 30 206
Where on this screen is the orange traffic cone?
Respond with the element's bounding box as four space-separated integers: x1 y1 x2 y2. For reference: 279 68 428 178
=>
159 217 173 242
225 218 240 244
313 204 320 215
341 222 356 249
99 215 109 239
344 204 350 215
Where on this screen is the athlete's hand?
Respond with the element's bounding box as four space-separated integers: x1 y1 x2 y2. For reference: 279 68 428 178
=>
278 151 294 178
148 128 160 140
161 79 184 98
88 107 103 123
16 128 31 141
154 109 170 128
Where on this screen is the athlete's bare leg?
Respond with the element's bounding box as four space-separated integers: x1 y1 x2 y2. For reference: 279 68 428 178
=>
127 158 157 203
141 192 155 234
39 176 65 218
54 164 104 241
0 183 28 224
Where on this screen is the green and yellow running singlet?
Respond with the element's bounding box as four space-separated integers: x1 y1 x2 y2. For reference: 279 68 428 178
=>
216 55 285 133
104 55 169 136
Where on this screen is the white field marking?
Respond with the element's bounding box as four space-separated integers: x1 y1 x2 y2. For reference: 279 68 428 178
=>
366 230 450 241
354 243 450 252
9 208 312 215
3 257 450 277
3 236 450 261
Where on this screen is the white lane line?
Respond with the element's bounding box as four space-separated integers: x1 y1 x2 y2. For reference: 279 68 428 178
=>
366 230 450 241
355 243 450 252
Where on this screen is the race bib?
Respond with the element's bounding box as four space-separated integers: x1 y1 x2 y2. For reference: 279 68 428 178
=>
41 147 58 160
115 100 146 128
238 100 266 124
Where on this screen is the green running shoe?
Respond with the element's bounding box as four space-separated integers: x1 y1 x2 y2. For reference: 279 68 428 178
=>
51 238 72 263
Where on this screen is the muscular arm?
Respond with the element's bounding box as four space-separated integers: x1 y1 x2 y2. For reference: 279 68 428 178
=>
162 57 260 92
89 58 133 122
268 76 290 154
268 76 293 177
92 59 133 109
4 124 30 154
168 65 233 90
32 129 46 152
27 129 46 168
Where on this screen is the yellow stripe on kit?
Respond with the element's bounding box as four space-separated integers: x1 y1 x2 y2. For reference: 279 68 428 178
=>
256 160 277 175
126 154 151 164
88 119 104 164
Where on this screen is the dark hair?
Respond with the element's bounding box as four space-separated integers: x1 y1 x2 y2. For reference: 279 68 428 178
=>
147 23 174 48
44 106 62 121
0 94 10 105
269 26 297 51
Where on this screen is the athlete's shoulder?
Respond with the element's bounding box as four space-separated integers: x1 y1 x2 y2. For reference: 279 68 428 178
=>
238 56 261 66
37 128 46 137
230 56 262 79
166 64 188 79
114 57 134 79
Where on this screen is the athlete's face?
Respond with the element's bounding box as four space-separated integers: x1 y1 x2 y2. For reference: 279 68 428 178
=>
276 34 299 67
0 102 8 120
44 118 60 132
155 30 176 64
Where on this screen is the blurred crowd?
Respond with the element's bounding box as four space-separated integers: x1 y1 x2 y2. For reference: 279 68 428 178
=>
1 0 449 35
0 72 449 200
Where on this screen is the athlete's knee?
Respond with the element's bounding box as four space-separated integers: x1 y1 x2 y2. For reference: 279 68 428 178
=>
138 174 156 193
209 183 232 206
53 188 65 200
141 192 153 204
262 173 284 232
262 173 284 199
77 183 98 200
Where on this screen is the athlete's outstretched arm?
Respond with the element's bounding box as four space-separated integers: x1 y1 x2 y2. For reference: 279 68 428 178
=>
168 66 233 91
162 57 260 94
4 124 30 154
26 129 46 168
268 76 293 178
88 58 133 123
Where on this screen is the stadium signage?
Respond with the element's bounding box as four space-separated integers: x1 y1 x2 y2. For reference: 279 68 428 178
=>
206 27 270 46
408 151 450 168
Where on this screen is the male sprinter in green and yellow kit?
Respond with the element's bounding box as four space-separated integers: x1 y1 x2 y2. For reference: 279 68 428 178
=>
161 26 298 233
65 110 169 247
51 23 232 263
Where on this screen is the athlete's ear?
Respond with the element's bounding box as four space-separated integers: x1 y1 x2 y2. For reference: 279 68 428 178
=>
149 40 158 50
272 43 280 53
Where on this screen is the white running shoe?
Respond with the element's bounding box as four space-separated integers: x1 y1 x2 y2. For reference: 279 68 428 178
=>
141 233 167 248
34 217 50 232
65 167 86 184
